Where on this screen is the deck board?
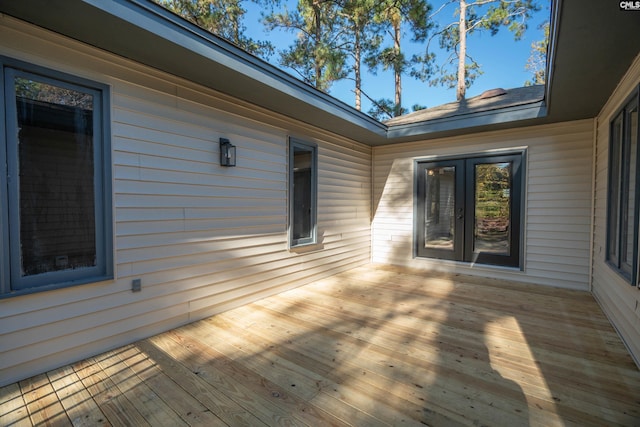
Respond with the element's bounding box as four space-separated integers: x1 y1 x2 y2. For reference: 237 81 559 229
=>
2 264 639 426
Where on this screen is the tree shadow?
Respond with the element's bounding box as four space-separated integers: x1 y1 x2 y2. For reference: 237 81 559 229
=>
131 265 535 425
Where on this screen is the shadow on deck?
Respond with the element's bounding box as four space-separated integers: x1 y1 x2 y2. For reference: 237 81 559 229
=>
2 264 640 426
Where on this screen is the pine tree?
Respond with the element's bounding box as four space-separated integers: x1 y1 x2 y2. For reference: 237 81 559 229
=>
525 20 549 86
338 0 381 111
365 0 432 117
417 0 539 101
157 0 274 59
264 0 347 92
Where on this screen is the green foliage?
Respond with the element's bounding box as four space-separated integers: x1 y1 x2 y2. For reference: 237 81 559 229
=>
365 0 433 117
15 78 93 109
155 0 274 58
367 97 405 120
334 0 383 108
264 0 348 91
475 162 510 220
525 20 549 86
481 0 537 40
367 98 427 121
420 0 540 100
153 0 544 119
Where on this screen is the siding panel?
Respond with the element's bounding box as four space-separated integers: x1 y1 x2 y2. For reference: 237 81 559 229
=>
591 53 640 366
372 120 594 290
0 18 371 386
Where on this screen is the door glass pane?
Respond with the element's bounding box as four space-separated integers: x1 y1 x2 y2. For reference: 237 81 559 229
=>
424 166 455 250
15 77 96 277
474 162 511 255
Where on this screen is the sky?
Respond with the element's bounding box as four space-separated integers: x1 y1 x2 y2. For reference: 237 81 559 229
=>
243 0 551 116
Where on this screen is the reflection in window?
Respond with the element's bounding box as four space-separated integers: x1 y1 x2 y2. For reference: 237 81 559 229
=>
474 162 511 255
416 153 523 268
15 78 97 276
289 139 317 247
425 166 455 250
607 90 639 285
1 61 112 295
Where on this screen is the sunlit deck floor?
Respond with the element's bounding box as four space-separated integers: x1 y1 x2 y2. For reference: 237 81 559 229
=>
3 265 640 426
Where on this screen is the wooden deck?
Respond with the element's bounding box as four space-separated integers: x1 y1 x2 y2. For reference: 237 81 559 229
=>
2 265 640 426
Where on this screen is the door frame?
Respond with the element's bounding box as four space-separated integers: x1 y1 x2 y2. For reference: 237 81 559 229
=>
414 150 525 269
415 159 465 261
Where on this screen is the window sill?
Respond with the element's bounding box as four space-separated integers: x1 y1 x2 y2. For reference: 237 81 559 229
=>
0 274 114 299
605 260 634 286
289 242 325 254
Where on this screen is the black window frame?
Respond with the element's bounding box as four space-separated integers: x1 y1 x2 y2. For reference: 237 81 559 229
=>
288 137 318 248
0 57 113 298
606 86 640 286
415 150 525 269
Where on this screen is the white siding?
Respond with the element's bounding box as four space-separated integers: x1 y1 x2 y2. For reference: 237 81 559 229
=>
0 17 371 386
592 53 640 365
373 120 594 290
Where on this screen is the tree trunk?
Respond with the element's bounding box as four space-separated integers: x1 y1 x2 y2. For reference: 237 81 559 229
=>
456 0 467 101
314 1 323 89
394 21 402 116
354 30 362 111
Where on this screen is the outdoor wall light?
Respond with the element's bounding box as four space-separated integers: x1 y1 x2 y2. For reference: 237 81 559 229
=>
219 138 236 167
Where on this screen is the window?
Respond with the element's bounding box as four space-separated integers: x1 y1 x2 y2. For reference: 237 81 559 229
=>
416 152 524 268
289 138 317 247
607 87 639 286
0 58 112 296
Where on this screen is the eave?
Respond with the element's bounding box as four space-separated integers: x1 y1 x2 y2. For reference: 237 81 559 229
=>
0 0 638 146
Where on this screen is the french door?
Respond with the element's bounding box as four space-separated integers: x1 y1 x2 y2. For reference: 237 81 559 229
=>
416 153 523 268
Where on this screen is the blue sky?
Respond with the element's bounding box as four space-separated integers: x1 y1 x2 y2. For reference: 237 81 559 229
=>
243 0 551 115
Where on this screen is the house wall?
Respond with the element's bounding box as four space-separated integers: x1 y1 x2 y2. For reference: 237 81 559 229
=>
372 119 594 290
0 16 371 386
592 53 640 365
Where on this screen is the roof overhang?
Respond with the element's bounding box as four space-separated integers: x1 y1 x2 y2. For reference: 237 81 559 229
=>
386 0 640 143
0 0 388 144
0 0 638 145
544 0 640 122
387 100 547 141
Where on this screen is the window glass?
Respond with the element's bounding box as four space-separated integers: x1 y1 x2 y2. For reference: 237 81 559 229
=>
416 153 523 268
15 77 97 277
608 115 623 265
292 146 312 242
622 106 638 273
607 90 639 285
424 166 456 250
289 139 317 247
1 60 112 296
474 162 511 255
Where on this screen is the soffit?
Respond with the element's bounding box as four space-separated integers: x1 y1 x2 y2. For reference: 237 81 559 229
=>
0 0 638 146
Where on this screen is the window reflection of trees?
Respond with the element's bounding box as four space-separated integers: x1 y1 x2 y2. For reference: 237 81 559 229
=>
475 162 511 254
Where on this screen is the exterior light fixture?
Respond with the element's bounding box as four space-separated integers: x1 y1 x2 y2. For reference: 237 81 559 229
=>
219 138 236 167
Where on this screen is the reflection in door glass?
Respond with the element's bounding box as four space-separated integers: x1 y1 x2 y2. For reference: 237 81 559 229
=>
425 166 455 250
474 162 511 254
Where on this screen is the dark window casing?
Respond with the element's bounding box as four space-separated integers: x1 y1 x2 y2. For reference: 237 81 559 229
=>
289 138 317 248
416 151 524 269
606 87 640 286
0 58 113 297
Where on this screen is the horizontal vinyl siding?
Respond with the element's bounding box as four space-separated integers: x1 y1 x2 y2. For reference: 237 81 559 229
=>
0 17 371 386
373 120 594 290
591 53 640 366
